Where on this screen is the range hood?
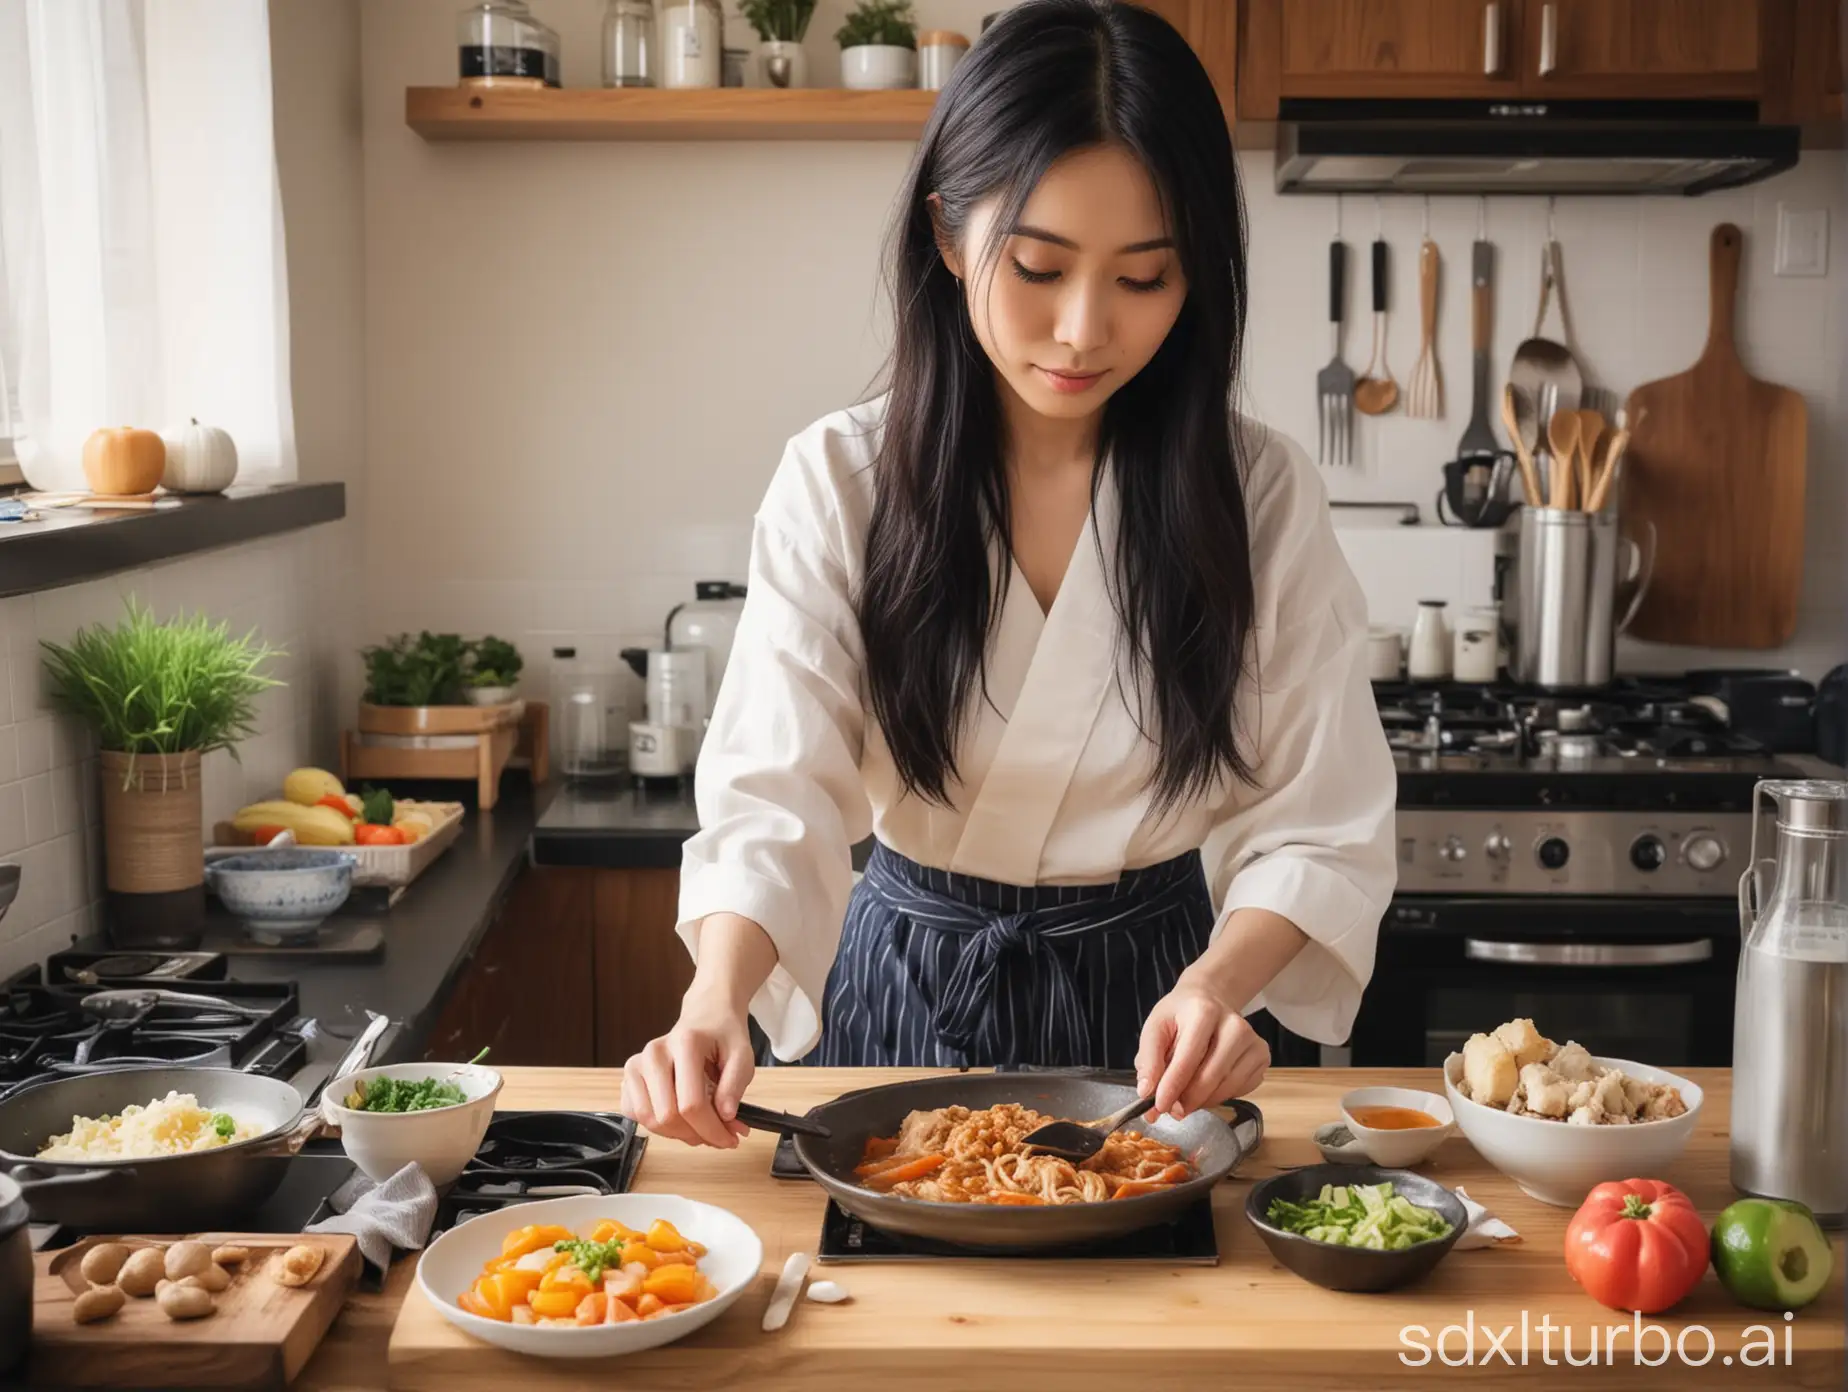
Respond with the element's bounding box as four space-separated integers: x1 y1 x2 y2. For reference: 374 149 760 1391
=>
1276 99 1799 196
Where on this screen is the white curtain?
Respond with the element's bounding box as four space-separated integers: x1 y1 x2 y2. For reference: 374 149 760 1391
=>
0 0 295 492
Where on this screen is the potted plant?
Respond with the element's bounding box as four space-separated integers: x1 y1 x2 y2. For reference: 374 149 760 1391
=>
739 0 816 87
836 0 916 89
361 631 469 711
41 602 281 949
465 635 525 707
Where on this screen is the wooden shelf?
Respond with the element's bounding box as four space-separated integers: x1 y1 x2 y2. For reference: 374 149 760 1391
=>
406 85 938 141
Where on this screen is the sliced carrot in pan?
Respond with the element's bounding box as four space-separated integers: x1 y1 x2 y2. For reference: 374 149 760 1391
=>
861 1154 946 1188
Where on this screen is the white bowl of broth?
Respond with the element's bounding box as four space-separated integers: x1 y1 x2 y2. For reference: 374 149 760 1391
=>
1337 1087 1454 1168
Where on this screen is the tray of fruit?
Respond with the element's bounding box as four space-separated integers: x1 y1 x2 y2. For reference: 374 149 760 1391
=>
213 768 465 889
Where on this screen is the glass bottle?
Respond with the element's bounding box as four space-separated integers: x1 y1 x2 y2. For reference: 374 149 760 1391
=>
659 0 722 89
602 0 655 88
458 0 561 88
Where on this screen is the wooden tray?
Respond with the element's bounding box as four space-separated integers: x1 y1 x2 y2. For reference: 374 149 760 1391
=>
212 800 465 889
339 703 548 811
29 1232 360 1390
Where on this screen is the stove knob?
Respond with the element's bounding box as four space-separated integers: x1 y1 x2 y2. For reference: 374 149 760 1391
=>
1440 835 1468 863
1682 833 1726 873
1630 835 1667 871
1483 833 1512 863
1537 836 1571 871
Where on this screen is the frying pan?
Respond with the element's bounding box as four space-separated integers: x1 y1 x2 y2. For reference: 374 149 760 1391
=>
0 1067 317 1230
788 1073 1263 1252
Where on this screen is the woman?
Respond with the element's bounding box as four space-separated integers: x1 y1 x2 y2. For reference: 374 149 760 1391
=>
622 0 1396 1150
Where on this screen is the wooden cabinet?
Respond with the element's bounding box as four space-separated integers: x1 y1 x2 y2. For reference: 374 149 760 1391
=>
1137 0 1241 118
1239 0 1805 117
1247 0 1523 107
422 866 597 1067
592 868 693 1067
423 865 690 1070
1522 0 1767 97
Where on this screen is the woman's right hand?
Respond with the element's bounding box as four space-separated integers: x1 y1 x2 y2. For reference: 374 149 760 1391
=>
619 990 756 1149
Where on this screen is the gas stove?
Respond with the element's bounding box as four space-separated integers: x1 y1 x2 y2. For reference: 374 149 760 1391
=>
1376 678 1811 897
0 969 306 1095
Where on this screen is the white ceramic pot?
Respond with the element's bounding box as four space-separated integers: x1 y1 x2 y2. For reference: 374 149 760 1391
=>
758 39 807 87
841 44 916 89
466 685 515 707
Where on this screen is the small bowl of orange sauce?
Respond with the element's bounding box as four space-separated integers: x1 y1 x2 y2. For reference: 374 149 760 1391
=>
1337 1087 1455 1168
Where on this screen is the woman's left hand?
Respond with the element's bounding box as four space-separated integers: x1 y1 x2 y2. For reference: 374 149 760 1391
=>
1135 969 1270 1120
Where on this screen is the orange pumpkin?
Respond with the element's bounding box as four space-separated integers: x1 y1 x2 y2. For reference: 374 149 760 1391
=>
82 427 166 496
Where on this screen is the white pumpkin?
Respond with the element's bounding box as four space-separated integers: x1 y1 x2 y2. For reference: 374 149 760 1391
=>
160 418 238 494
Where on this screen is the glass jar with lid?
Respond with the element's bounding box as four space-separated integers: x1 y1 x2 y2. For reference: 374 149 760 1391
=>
458 0 561 88
659 0 722 89
602 0 655 87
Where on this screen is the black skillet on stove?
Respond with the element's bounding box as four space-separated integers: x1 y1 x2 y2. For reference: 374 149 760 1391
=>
785 1073 1262 1252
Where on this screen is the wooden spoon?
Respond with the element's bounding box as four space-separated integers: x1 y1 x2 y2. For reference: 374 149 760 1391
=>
1546 409 1581 509
1584 427 1630 514
1573 408 1607 509
1500 384 1544 507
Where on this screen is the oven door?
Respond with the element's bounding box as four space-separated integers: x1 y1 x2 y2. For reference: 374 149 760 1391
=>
1349 897 1739 1069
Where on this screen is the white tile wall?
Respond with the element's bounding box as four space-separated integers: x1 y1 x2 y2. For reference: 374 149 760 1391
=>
356 0 1848 686
0 529 344 983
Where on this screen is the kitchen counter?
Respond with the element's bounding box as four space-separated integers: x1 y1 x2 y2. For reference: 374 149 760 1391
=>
211 780 548 1063
528 779 699 869
299 1066 1845 1391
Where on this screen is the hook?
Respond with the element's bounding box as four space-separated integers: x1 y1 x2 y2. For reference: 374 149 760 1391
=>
1374 195 1383 240
1334 193 1343 239
1422 195 1431 240
1546 195 1557 242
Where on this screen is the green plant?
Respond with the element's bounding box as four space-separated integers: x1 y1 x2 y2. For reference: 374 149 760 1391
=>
40 600 282 761
361 631 469 706
738 0 816 42
835 0 915 49
467 635 524 689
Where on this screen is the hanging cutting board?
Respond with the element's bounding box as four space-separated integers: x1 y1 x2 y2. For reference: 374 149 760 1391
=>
1621 224 1807 649
26 1233 361 1389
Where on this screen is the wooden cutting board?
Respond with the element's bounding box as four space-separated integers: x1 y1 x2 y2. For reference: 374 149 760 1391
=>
1621 223 1808 648
27 1233 361 1390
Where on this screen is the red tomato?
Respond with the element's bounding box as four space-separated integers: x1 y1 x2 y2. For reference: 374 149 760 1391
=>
354 823 406 846
1564 1178 1709 1313
250 825 288 845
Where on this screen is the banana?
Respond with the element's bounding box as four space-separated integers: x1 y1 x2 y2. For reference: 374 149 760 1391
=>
283 768 346 808
232 801 356 846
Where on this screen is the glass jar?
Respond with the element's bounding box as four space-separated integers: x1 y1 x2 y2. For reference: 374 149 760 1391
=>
659 0 722 89
552 647 627 781
602 0 654 88
458 0 560 88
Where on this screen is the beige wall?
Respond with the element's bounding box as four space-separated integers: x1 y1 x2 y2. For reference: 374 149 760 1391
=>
0 0 368 979
358 0 1846 695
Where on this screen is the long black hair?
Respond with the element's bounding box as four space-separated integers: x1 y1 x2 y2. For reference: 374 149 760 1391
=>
856 0 1255 814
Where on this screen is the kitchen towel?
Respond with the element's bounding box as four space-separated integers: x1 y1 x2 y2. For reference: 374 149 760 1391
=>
305 1161 440 1273
1452 1185 1522 1248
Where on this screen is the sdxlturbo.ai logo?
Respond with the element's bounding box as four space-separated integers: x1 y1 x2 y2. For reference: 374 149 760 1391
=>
1399 1310 1799 1368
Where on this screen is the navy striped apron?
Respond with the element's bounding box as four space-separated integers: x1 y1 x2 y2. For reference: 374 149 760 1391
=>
806 842 1214 1069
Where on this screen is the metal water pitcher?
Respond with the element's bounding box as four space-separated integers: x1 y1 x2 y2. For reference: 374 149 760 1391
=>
1730 779 1848 1224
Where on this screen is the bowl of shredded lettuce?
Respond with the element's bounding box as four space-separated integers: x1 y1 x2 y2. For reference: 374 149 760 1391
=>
1245 1165 1467 1292
322 1053 501 1185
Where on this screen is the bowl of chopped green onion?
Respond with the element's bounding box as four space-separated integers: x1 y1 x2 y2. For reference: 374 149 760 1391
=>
1244 1165 1467 1292
321 1051 501 1185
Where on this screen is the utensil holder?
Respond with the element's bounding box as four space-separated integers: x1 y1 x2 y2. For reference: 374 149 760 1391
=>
1513 506 1652 689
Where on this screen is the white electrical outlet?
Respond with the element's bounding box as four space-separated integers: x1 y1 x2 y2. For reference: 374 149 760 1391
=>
1775 204 1829 277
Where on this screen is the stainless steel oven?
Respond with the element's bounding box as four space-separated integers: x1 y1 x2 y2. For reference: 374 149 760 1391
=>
1348 896 1739 1068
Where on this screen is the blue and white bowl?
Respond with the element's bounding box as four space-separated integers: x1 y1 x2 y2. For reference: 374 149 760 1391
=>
204 849 358 942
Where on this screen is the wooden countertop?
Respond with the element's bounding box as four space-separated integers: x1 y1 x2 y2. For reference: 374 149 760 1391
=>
298 1067 1846 1391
